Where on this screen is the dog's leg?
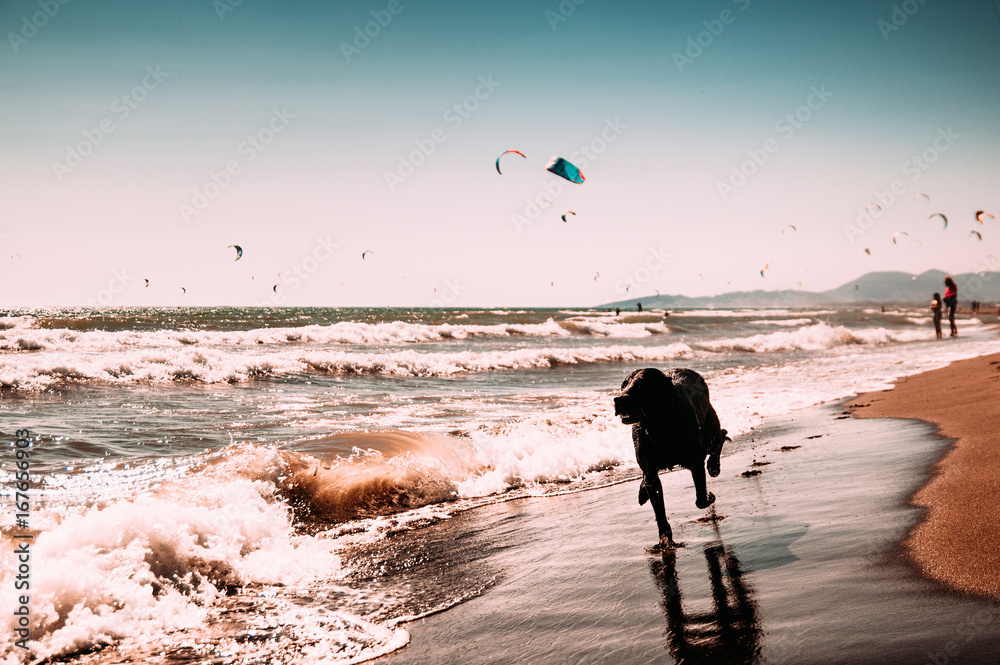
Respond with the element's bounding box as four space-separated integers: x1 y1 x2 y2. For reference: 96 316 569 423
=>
691 463 716 510
704 405 727 478
643 471 679 550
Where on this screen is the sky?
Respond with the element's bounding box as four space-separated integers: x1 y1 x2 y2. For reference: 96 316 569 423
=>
2 0 999 307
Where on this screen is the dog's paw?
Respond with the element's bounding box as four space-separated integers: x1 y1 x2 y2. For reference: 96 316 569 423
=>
638 483 649 506
696 492 716 510
646 536 684 553
707 453 721 478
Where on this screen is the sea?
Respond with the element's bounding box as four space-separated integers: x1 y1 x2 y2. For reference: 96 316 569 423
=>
1 306 998 664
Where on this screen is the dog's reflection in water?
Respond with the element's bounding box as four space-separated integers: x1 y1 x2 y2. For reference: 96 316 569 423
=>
649 542 761 664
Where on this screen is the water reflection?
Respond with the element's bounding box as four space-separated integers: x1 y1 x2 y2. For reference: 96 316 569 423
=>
649 541 762 664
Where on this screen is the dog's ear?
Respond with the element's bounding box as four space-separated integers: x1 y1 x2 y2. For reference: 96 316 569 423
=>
620 368 643 391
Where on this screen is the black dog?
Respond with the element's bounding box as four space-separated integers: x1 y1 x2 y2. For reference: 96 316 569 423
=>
614 368 728 551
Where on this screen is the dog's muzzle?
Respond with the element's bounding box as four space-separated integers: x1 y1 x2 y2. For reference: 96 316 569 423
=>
613 394 639 424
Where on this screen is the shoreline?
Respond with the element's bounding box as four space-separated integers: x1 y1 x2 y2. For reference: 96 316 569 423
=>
848 351 1000 599
380 399 1000 664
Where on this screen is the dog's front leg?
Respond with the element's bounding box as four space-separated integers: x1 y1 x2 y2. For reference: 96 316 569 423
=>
690 463 715 510
643 471 678 550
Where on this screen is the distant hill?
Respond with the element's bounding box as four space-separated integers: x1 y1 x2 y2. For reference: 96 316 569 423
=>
600 270 1000 309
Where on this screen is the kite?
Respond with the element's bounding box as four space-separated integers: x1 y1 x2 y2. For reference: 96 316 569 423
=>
976 210 995 223
495 150 526 174
593 271 600 281
864 248 872 255
868 203 882 214
10 254 20 260
929 213 948 228
229 245 243 261
970 230 983 241
561 211 576 223
362 250 373 260
892 232 909 245
273 284 279 293
915 193 930 202
782 225 797 234
545 156 585 184
144 279 150 288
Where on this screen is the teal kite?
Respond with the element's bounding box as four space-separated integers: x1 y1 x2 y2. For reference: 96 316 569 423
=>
546 156 585 184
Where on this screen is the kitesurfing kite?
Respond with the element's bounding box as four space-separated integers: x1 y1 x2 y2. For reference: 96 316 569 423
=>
593 271 600 281
864 248 872 255
929 213 948 228
561 211 576 223
915 193 930 202
361 250 373 261
976 210 995 223
782 225 797 234
892 231 910 245
272 284 279 293
545 156 585 184
229 245 243 261
495 150 526 174
144 279 150 288
970 230 983 241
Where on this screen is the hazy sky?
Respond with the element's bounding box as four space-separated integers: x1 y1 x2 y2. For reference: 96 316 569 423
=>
2 0 999 307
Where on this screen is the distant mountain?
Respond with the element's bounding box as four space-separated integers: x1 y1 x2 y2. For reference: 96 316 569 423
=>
599 270 1000 309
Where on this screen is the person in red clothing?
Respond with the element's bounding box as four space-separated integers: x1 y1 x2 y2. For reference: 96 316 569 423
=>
943 276 958 337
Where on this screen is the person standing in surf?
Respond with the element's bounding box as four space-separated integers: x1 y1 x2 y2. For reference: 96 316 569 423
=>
930 293 943 339
943 276 958 337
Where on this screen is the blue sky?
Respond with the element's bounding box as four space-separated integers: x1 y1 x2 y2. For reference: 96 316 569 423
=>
2 0 999 307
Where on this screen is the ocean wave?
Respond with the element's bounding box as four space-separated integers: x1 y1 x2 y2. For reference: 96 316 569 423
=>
0 445 347 663
0 316 677 357
697 322 928 353
0 343 696 390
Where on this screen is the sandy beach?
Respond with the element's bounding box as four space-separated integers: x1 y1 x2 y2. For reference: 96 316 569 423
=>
373 386 1000 664
849 351 1000 600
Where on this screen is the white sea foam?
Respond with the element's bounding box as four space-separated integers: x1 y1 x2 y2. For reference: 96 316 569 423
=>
0 343 696 390
697 322 929 353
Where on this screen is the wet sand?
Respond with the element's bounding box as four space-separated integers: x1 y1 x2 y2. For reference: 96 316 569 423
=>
849 351 1000 599
374 403 1000 664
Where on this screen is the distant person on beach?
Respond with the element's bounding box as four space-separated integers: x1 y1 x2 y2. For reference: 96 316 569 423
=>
943 276 958 337
615 307 620 316
930 293 943 339
637 302 643 312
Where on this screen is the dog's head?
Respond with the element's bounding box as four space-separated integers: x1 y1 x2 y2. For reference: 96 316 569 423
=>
613 368 674 425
